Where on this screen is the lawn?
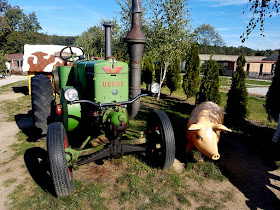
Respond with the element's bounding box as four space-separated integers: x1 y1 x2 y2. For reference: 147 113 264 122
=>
2 79 279 209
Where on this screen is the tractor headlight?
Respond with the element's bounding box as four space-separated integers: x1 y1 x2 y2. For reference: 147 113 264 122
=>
151 82 160 94
64 88 78 102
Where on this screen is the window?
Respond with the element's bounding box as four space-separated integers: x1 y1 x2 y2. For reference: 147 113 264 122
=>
246 63 250 73
259 64 263 76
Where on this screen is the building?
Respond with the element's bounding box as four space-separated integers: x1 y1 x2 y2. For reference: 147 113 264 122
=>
4 54 24 73
199 54 276 80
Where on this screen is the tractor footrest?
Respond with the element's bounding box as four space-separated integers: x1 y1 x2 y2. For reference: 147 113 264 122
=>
77 147 111 166
77 143 146 166
122 144 146 154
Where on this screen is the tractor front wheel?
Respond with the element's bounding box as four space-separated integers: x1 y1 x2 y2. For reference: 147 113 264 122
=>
47 122 74 197
145 110 175 169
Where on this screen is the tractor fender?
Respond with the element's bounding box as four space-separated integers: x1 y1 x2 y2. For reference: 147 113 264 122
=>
61 87 81 131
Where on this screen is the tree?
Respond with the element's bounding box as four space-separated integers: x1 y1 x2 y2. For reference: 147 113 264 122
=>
182 43 200 100
225 55 249 122
242 0 280 42
142 56 155 90
265 51 280 122
76 24 104 57
197 57 221 105
0 50 7 72
0 1 42 53
76 19 124 58
166 56 181 95
194 24 225 47
147 0 191 100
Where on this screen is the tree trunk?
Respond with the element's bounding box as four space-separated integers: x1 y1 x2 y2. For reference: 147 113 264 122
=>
157 61 169 101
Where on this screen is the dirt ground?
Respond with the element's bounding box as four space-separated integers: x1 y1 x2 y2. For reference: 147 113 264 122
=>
0 79 280 209
0 92 29 209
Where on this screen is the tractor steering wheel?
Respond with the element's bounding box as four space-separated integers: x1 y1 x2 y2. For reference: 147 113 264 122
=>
60 46 85 63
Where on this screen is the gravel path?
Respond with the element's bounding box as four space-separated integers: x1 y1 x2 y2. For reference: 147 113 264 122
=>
247 87 269 96
0 75 28 87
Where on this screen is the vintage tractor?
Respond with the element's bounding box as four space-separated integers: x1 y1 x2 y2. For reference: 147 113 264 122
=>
31 0 176 197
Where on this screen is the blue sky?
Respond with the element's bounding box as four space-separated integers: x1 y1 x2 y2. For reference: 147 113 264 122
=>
8 0 280 50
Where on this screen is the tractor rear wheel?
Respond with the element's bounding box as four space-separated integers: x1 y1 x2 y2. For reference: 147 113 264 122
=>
47 122 74 197
145 110 175 169
31 75 54 135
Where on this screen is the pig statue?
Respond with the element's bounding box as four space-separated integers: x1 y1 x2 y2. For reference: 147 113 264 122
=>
186 101 231 160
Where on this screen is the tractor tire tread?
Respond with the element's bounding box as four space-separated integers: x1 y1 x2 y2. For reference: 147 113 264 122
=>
31 75 54 134
153 110 175 169
47 122 73 197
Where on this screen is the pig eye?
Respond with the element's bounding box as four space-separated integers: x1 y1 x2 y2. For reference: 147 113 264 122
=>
196 135 201 139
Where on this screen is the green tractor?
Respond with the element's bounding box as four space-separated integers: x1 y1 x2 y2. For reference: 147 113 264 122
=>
31 0 175 197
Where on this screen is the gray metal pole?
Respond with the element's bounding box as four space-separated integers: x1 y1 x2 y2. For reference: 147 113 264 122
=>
103 22 113 60
124 0 147 120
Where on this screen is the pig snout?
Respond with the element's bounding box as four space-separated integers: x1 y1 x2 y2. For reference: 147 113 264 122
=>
211 153 220 160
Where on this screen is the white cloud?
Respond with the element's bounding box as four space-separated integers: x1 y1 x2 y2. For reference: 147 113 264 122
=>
199 0 247 7
216 27 230 31
21 6 64 12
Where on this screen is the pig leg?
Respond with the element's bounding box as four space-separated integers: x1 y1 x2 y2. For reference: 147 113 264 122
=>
186 140 194 153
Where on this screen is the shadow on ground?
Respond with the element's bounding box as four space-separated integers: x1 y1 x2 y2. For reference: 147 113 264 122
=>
218 119 280 209
24 147 55 196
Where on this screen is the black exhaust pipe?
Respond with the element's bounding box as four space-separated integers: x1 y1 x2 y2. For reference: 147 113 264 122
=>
103 22 113 60
124 0 147 120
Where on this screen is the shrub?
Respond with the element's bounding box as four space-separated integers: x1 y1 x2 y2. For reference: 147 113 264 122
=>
166 57 181 95
183 43 200 100
142 56 155 89
197 57 221 105
225 54 249 122
265 51 280 122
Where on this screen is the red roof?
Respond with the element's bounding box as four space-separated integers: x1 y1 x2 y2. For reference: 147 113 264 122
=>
227 60 276 63
4 54 24 60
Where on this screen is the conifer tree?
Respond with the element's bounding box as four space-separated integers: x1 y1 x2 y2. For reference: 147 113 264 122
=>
0 50 7 73
166 57 181 95
265 51 280 122
225 54 249 122
183 43 200 100
197 57 221 105
142 56 155 90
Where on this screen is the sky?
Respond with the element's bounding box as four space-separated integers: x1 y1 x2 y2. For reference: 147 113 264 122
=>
7 0 280 51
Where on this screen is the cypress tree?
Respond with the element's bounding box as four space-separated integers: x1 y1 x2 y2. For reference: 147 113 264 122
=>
197 57 221 105
183 43 201 100
0 50 8 73
225 54 249 122
166 57 181 95
142 56 155 90
265 51 280 122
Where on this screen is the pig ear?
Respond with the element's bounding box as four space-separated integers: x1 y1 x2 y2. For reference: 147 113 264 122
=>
213 124 232 132
188 124 203 131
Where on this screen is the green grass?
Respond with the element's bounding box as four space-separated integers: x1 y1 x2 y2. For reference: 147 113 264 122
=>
3 178 17 187
3 80 276 209
1 95 31 122
0 80 28 94
219 76 271 87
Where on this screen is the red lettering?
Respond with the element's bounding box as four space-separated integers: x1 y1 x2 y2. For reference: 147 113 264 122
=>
103 81 124 87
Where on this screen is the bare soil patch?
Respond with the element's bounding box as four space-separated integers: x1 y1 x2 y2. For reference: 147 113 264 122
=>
0 91 30 209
